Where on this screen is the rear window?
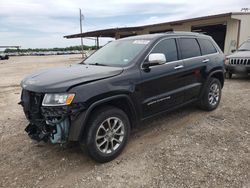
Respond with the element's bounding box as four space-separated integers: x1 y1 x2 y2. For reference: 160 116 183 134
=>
151 38 178 62
198 38 217 55
179 38 201 59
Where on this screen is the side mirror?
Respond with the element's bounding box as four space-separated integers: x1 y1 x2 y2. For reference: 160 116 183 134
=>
143 53 166 69
231 49 236 53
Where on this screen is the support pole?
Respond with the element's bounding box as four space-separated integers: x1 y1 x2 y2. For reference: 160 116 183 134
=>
79 8 84 58
96 37 99 49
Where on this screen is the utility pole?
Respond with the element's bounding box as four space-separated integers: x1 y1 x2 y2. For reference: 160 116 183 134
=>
79 8 85 58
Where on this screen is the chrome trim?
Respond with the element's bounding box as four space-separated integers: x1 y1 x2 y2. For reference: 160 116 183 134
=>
229 58 250 66
174 65 184 70
140 36 219 70
202 59 210 63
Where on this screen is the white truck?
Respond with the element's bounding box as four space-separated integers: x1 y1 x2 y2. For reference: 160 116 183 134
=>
225 39 250 78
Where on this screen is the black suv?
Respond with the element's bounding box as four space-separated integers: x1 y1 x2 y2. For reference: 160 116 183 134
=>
20 32 225 162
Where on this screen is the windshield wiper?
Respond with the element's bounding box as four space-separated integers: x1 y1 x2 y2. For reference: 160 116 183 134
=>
88 63 108 66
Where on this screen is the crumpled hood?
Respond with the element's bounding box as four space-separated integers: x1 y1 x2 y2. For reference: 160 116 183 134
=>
21 64 123 93
227 51 250 59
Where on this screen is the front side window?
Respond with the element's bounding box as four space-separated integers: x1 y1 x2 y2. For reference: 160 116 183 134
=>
84 39 151 67
151 38 178 62
198 38 217 55
179 38 201 59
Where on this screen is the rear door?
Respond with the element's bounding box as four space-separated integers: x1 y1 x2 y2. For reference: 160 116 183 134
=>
177 37 205 101
140 38 186 118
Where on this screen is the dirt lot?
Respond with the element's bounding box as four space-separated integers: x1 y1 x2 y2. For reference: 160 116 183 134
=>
0 55 250 188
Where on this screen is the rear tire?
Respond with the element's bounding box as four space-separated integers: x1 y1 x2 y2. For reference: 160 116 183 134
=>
198 78 222 111
82 106 130 163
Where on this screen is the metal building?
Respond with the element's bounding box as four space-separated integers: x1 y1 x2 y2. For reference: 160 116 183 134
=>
64 12 250 55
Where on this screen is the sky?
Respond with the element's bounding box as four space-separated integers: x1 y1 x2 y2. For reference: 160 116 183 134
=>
0 0 249 48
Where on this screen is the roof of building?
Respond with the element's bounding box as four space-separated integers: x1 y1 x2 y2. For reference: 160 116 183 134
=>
64 12 249 39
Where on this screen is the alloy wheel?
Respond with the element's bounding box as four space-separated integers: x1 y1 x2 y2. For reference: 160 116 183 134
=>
208 83 220 106
95 117 125 154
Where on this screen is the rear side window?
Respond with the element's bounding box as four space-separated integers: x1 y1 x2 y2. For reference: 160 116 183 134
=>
179 38 201 59
198 38 217 55
151 38 178 62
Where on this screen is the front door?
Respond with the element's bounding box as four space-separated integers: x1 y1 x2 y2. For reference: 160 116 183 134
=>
140 38 186 118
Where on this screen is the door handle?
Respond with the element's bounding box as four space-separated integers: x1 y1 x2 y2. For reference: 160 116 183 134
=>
202 59 210 63
174 65 184 70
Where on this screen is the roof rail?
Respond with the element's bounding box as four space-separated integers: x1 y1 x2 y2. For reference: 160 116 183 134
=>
165 31 202 35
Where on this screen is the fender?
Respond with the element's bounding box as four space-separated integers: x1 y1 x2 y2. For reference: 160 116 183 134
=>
68 94 138 141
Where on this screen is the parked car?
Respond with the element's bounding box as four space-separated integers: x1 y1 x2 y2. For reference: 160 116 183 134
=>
225 39 250 78
0 53 9 60
19 32 225 162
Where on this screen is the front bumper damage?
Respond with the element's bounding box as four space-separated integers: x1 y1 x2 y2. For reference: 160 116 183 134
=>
24 117 70 144
20 89 86 144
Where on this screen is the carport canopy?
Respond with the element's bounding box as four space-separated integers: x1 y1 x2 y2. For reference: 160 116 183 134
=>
64 26 144 39
64 13 233 39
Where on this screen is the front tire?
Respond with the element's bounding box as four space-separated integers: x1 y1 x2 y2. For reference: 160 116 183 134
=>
84 106 130 163
225 72 232 79
199 78 222 111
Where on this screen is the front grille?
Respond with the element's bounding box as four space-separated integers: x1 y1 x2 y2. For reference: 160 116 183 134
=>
21 89 44 120
29 92 43 113
229 58 250 66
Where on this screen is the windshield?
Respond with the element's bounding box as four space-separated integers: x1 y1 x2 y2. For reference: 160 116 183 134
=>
238 41 250 51
83 39 151 67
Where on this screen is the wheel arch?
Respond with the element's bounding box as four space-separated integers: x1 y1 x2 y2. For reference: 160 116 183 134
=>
199 69 224 99
78 94 138 142
209 70 224 88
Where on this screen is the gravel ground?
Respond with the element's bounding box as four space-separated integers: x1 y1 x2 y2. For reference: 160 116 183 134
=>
0 55 250 188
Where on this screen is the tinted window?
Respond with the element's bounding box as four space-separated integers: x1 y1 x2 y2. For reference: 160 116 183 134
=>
151 39 178 62
198 38 217 55
179 38 201 59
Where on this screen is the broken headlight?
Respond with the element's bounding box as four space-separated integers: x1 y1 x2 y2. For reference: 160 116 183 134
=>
42 93 75 106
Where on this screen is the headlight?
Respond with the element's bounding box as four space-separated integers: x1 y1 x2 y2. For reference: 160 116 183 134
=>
225 58 230 65
42 93 75 106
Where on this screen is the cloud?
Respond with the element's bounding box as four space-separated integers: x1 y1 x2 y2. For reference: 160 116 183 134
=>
0 0 249 48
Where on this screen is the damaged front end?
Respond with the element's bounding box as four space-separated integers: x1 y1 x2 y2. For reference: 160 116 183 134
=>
24 117 70 144
20 89 84 144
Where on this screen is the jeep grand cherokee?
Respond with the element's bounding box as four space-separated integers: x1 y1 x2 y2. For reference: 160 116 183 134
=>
225 39 250 78
20 32 225 162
